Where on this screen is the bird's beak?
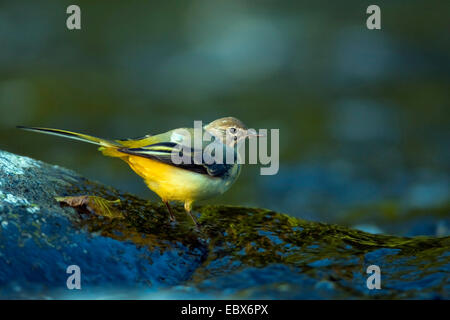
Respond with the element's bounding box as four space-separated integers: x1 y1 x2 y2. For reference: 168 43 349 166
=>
245 129 266 137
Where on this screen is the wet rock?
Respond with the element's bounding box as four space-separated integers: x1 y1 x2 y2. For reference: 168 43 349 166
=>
186 206 449 299
0 150 205 298
0 150 448 299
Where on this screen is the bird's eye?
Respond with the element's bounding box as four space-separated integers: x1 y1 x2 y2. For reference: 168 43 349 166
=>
229 127 237 134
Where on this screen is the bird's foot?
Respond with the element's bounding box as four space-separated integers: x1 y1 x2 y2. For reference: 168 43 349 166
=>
186 210 201 229
163 201 177 222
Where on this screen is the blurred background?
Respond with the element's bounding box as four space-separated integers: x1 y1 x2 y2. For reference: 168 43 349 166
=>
0 0 449 236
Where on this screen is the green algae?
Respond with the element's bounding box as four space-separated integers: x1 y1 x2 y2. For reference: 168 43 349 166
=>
56 181 449 298
1 150 448 298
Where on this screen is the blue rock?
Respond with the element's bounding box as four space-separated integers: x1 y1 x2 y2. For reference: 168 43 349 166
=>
1 150 448 299
0 150 204 298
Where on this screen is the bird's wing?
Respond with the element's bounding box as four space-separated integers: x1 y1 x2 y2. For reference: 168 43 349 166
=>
114 128 189 148
115 133 162 148
117 142 234 177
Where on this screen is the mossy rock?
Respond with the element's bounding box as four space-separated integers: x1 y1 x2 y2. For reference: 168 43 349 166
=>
0 150 448 299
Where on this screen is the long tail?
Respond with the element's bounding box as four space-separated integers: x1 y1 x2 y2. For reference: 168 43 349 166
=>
17 126 121 148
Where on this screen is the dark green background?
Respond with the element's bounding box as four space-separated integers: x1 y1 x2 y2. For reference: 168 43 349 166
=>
1 1 448 232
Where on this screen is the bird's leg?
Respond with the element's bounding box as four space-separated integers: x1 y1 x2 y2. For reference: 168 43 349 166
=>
184 201 199 227
163 201 176 222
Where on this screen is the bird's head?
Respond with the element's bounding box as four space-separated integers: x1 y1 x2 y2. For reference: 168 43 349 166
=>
204 117 262 147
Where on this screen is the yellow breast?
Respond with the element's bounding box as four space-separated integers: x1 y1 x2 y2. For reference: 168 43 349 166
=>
124 155 233 202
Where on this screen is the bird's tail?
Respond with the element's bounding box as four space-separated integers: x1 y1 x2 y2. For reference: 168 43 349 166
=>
17 126 121 148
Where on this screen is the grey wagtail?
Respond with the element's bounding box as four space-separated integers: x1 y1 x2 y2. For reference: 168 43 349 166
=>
18 117 258 226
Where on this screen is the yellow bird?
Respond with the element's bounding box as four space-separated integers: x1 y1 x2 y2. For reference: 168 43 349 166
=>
18 117 256 226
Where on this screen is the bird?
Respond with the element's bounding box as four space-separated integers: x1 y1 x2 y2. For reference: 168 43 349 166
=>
18 117 258 226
